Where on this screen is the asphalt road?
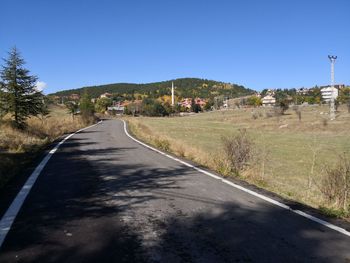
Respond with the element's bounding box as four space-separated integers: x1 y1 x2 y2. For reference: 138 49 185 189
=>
0 119 350 263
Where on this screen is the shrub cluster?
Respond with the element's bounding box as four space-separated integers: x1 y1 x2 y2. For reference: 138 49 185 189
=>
321 154 350 211
222 129 254 175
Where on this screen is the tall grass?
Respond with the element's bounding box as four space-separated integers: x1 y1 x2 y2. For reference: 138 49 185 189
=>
125 105 350 219
0 105 93 189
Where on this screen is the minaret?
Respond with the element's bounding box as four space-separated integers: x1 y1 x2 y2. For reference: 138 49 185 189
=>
171 82 175 106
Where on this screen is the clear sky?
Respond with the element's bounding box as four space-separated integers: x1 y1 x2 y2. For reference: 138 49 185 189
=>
1 0 349 93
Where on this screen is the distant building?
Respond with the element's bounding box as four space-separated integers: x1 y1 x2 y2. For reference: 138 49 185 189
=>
262 95 276 106
179 98 192 109
320 84 345 90
195 98 207 108
179 98 206 109
296 87 310 95
265 89 275 96
321 86 338 102
100 92 112 99
107 105 124 114
69 93 80 100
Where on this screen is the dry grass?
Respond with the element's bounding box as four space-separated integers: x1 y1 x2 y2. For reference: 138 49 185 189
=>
0 105 92 189
126 105 350 217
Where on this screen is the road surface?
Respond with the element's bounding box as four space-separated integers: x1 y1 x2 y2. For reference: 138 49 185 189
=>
0 119 350 262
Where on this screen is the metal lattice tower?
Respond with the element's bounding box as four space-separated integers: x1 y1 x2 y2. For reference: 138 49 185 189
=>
328 55 337 120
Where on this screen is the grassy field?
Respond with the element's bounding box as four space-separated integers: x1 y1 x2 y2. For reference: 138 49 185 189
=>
0 105 90 190
127 105 350 215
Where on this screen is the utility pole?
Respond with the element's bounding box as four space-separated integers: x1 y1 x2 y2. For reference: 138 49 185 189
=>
171 82 175 106
328 55 337 120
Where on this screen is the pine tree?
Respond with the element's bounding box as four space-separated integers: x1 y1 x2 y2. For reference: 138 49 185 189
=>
0 47 46 128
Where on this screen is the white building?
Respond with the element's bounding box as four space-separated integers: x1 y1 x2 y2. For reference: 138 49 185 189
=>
296 87 309 95
262 95 276 106
100 92 112 99
107 105 124 113
321 86 338 102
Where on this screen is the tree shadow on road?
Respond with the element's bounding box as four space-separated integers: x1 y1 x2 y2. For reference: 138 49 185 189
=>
0 132 350 263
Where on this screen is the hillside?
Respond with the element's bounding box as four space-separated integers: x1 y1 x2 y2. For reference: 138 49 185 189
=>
50 78 255 99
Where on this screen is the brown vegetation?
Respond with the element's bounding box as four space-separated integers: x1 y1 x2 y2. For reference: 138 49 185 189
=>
0 105 93 189
126 105 350 219
321 154 350 213
222 129 254 175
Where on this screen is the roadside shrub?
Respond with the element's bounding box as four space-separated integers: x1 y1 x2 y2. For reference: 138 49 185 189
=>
251 111 258 120
265 111 274 118
213 155 231 177
222 129 254 175
279 100 289 114
154 138 171 152
273 106 284 116
292 106 302 121
320 154 350 211
175 144 186 157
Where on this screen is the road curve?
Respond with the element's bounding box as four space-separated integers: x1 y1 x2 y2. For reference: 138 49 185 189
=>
0 119 350 262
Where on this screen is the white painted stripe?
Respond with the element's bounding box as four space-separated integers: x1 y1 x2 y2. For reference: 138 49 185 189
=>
122 120 350 238
0 121 102 248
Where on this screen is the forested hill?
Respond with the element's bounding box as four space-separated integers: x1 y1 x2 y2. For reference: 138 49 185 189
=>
50 78 255 99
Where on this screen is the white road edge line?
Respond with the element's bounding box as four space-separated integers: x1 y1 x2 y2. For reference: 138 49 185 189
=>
0 120 103 248
122 120 350 238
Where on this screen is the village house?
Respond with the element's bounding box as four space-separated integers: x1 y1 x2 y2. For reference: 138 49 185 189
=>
100 92 112 99
320 86 338 102
261 89 276 106
319 84 346 102
262 94 276 106
69 93 80 100
179 98 206 109
296 87 310 95
107 105 125 114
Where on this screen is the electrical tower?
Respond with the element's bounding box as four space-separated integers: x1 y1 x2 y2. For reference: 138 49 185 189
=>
328 55 337 120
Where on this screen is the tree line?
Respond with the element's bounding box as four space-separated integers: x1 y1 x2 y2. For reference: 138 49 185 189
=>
51 78 255 100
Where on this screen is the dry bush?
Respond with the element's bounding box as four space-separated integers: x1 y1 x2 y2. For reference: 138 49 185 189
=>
251 111 258 120
221 129 254 175
174 144 186 157
273 106 284 116
320 154 350 211
0 113 91 189
0 115 89 152
153 138 171 152
265 111 274 118
265 108 283 118
292 106 302 122
213 155 232 176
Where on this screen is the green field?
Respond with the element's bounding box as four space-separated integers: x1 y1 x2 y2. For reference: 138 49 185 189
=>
127 105 350 212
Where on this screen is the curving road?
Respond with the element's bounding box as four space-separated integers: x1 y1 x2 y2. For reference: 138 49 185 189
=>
0 119 350 262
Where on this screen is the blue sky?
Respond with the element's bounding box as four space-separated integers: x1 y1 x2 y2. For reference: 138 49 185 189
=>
1 0 349 93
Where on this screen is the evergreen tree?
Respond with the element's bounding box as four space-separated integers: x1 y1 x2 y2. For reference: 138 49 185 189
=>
0 47 45 128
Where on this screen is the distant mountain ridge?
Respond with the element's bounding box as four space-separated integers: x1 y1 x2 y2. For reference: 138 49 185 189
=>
50 78 255 99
